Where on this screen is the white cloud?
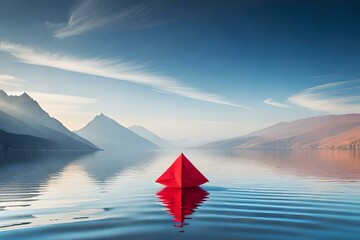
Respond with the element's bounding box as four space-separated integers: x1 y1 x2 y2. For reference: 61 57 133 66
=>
288 80 360 113
51 0 163 39
0 41 245 108
264 80 360 113
0 74 24 87
0 75 16 81
263 98 290 108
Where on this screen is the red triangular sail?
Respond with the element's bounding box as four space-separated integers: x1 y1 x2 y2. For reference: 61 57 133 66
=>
155 153 208 188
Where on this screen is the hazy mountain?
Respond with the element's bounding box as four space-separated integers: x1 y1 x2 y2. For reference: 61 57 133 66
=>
129 125 167 146
129 125 192 149
0 90 99 150
203 114 360 149
75 114 159 150
129 125 170 148
0 90 97 148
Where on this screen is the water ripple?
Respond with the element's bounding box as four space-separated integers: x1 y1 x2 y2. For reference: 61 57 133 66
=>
1 150 360 239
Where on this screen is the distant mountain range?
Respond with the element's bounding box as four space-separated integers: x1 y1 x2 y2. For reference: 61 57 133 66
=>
202 114 360 149
129 125 191 149
0 90 98 150
75 114 158 150
1 89 359 151
0 90 162 151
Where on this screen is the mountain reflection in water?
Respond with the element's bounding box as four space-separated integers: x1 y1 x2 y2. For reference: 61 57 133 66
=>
0 149 359 240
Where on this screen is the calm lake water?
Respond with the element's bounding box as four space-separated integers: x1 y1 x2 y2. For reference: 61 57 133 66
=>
0 149 360 240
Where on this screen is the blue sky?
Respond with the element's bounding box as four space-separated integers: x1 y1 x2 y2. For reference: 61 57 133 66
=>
0 0 359 141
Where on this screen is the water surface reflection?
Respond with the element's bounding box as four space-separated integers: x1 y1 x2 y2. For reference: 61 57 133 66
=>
157 187 209 230
0 150 360 240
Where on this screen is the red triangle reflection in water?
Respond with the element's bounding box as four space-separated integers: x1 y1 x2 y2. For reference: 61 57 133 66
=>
155 153 209 188
157 187 209 228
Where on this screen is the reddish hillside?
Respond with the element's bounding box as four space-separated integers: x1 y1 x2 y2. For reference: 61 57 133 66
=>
203 114 360 149
317 125 360 149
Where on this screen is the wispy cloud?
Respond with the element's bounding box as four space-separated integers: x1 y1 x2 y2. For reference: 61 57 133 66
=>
51 0 167 39
0 74 24 87
264 80 360 113
288 80 360 113
263 98 290 108
305 73 341 79
0 75 15 81
0 41 244 108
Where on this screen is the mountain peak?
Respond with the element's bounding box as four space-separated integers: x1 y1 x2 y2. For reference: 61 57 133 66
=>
76 114 158 150
0 90 44 115
129 125 146 130
0 89 98 150
94 113 112 121
0 89 8 98
18 92 37 103
88 114 125 130
19 92 32 99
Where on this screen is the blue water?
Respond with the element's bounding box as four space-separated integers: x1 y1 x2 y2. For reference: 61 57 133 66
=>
0 150 360 240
